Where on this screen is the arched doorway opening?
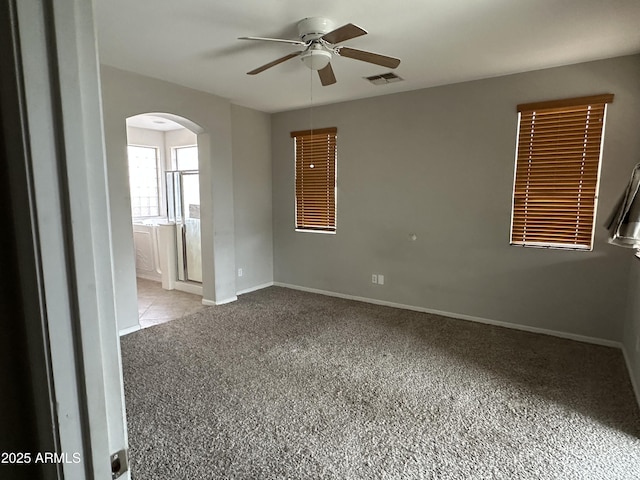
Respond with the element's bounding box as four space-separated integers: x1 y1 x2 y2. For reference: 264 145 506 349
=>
125 112 205 327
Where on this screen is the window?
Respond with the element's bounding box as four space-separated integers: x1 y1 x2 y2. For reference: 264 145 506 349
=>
127 145 160 217
510 94 614 250
291 127 337 232
174 145 198 171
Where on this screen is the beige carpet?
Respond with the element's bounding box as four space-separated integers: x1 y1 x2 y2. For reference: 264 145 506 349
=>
121 287 640 479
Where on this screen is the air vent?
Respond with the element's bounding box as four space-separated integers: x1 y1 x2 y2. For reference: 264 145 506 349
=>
365 72 403 85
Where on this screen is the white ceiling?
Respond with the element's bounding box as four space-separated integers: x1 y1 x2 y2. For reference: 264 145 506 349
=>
94 0 640 114
127 114 185 131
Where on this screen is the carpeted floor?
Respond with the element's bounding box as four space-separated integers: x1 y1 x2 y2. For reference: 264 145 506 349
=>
121 287 640 479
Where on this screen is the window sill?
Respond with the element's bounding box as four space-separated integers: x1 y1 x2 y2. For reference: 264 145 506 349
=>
295 229 336 235
510 242 591 252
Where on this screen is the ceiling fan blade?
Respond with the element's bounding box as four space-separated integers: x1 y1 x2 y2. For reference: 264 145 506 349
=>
247 52 301 75
321 23 367 44
238 36 306 46
318 63 337 86
337 47 401 69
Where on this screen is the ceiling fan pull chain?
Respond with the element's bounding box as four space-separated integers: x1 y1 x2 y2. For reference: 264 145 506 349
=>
309 66 314 134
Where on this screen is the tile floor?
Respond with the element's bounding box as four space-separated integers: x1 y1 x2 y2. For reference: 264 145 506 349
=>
136 277 206 328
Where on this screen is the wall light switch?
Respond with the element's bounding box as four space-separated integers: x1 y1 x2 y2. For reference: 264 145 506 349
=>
238 268 243 277
377 275 385 285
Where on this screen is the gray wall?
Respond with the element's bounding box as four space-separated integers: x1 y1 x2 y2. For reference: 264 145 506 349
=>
625 263 640 404
165 127 197 158
127 126 164 150
101 66 273 331
232 105 274 292
272 54 640 343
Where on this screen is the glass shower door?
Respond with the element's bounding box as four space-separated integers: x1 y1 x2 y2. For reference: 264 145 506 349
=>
166 171 202 284
180 172 202 283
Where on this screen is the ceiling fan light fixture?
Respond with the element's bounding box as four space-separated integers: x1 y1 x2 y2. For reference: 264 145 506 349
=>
300 47 332 70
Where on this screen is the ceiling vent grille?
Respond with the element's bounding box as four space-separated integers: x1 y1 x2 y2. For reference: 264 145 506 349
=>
365 72 403 85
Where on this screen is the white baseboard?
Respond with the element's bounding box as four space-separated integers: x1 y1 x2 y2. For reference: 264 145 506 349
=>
215 296 238 305
174 281 203 296
136 272 162 282
202 282 273 307
119 324 141 337
202 296 238 306
237 282 274 296
622 346 640 410
273 282 622 349
201 283 274 306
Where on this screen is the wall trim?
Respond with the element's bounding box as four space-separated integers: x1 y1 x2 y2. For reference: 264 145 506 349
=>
135 272 162 282
216 296 238 305
202 296 238 306
274 282 622 349
175 281 203 296
119 324 141 337
622 346 640 410
202 283 275 305
237 282 274 296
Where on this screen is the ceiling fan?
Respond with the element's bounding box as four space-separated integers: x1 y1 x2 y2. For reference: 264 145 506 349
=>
239 17 401 86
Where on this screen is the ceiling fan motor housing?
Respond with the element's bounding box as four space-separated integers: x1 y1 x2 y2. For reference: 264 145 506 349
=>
297 17 335 42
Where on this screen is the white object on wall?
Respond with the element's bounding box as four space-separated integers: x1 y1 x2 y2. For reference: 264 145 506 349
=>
132 223 162 281
158 223 177 290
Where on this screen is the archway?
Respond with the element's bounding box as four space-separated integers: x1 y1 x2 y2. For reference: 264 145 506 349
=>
125 112 208 327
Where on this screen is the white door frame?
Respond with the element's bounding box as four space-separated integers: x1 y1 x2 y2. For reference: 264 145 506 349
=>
10 0 129 478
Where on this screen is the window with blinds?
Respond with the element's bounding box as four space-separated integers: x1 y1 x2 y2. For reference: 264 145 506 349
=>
291 127 337 232
510 94 614 250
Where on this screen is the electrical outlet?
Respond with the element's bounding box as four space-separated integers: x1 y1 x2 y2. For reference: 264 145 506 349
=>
377 274 385 285
238 268 243 277
372 274 377 284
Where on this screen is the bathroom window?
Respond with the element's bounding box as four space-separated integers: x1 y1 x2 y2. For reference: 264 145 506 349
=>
174 145 198 171
127 145 161 218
